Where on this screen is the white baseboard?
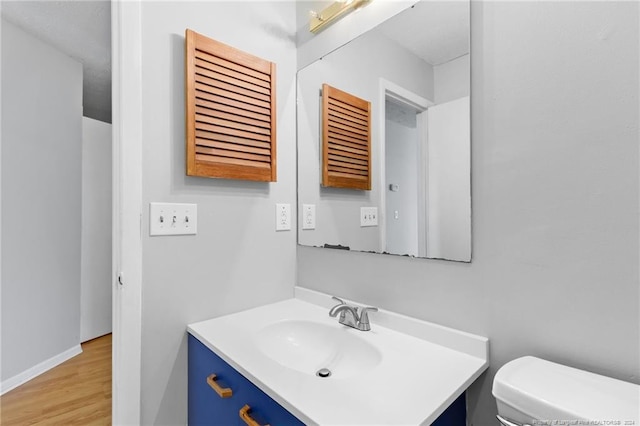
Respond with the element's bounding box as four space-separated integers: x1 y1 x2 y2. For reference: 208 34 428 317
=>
1 344 83 395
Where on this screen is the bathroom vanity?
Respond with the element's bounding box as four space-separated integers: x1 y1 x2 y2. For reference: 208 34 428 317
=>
187 288 488 425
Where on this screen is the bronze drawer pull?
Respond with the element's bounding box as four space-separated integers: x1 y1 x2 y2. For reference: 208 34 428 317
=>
239 404 270 426
206 374 232 398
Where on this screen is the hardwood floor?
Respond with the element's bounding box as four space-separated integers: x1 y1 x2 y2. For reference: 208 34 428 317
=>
1 334 112 425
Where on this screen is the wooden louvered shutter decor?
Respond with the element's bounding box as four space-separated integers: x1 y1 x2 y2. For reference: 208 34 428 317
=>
321 84 371 190
185 29 277 182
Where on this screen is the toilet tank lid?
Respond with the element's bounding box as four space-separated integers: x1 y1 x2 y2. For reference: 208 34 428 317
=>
492 356 640 423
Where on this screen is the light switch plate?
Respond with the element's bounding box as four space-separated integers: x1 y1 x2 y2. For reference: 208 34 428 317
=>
360 206 378 227
276 203 291 231
150 203 197 236
302 204 316 230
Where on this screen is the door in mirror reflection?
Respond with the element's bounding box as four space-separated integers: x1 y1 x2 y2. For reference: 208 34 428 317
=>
384 100 422 257
297 0 471 262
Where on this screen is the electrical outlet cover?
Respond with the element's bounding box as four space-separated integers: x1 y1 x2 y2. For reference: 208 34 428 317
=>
276 203 291 231
302 204 316 230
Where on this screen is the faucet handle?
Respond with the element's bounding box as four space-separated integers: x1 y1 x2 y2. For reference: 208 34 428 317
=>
331 296 345 305
358 307 378 329
330 296 347 320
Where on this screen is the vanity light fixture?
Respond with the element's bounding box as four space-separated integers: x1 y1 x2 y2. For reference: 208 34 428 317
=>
309 0 371 34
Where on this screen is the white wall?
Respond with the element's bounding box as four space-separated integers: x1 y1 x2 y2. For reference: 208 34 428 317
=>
297 29 433 251
429 52 471 261
298 2 639 425
1 18 82 383
80 117 112 342
137 2 297 423
427 96 471 261
434 54 470 104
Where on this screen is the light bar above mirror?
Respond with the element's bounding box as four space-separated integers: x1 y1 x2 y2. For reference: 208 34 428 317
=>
309 0 371 34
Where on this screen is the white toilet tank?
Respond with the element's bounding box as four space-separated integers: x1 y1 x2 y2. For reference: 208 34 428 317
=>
492 356 640 426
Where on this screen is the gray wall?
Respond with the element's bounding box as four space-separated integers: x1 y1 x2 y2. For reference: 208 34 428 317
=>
298 2 639 425
137 2 297 424
1 19 82 381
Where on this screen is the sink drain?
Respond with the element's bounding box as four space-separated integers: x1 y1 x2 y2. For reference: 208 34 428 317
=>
316 368 332 378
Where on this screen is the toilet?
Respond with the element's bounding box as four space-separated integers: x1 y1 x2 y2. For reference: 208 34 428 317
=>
493 356 640 426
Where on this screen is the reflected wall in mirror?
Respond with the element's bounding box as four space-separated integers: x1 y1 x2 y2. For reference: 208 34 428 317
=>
297 0 471 262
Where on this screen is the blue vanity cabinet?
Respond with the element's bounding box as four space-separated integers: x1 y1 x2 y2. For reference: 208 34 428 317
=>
188 334 304 426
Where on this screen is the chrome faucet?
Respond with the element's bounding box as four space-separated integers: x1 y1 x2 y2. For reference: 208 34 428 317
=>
329 296 378 331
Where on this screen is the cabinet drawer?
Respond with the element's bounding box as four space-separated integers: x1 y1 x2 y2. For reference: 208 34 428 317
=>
188 334 304 426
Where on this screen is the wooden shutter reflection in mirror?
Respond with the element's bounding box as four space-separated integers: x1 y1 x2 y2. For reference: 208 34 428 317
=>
321 84 371 190
186 29 276 182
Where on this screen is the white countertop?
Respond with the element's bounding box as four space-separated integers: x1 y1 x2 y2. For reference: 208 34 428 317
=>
187 287 489 425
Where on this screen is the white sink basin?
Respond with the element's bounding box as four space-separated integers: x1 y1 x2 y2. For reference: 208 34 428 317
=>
254 319 382 378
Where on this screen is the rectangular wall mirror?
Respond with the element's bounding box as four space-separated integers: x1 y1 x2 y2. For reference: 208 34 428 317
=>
297 0 471 262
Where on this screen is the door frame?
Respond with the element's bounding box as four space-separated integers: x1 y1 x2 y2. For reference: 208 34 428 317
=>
111 0 143 423
377 79 432 254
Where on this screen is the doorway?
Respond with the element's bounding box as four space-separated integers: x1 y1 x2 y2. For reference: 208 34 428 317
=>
378 79 432 256
384 99 421 256
0 2 113 421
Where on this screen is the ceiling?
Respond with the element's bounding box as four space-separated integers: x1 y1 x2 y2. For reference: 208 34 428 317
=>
2 0 112 123
377 0 470 66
